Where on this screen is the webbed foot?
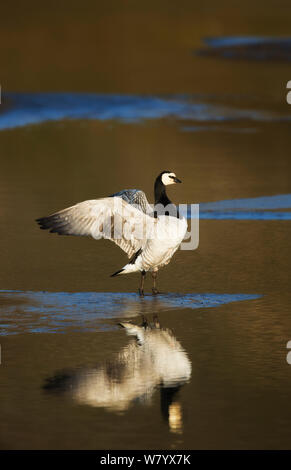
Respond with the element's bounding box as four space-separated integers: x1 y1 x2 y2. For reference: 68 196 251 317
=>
152 288 160 295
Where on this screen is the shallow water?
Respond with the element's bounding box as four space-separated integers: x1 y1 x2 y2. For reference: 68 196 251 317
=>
1 0 291 450
0 290 260 335
2 92 291 130
197 36 291 61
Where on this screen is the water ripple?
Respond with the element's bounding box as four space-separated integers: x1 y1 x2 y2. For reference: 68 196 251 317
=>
0 92 289 130
184 194 291 220
197 36 291 61
0 290 261 336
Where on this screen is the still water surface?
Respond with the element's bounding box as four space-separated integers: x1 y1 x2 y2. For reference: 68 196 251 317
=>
1 1 291 449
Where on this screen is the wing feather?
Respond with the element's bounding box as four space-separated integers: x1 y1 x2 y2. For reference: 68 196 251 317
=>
36 198 154 258
109 189 153 215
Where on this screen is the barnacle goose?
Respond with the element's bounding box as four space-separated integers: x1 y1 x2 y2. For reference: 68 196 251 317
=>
36 171 187 295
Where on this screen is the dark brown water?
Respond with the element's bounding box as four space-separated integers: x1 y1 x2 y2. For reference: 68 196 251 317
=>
1 0 291 450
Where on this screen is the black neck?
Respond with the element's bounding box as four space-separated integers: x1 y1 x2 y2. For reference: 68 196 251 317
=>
154 179 180 218
154 180 172 206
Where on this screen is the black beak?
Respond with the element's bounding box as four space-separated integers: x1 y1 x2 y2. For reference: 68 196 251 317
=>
174 177 182 183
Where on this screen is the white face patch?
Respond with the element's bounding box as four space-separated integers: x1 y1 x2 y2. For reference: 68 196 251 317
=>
161 172 176 186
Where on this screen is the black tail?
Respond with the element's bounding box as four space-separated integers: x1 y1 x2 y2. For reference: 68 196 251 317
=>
110 268 125 277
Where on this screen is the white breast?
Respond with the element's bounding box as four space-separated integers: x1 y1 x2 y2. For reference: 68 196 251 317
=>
138 216 187 271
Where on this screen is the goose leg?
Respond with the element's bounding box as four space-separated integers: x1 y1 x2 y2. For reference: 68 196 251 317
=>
139 270 146 297
153 314 161 328
140 314 148 329
152 271 160 295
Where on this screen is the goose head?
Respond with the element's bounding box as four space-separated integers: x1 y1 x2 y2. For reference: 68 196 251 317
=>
154 171 182 206
157 171 182 186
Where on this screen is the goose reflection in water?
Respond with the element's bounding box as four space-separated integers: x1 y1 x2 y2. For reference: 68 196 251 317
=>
43 315 191 434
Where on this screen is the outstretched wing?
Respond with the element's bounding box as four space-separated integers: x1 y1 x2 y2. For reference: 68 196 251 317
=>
36 198 155 258
109 189 153 215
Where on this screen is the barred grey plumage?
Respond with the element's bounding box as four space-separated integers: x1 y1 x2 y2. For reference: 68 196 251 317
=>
109 189 153 215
